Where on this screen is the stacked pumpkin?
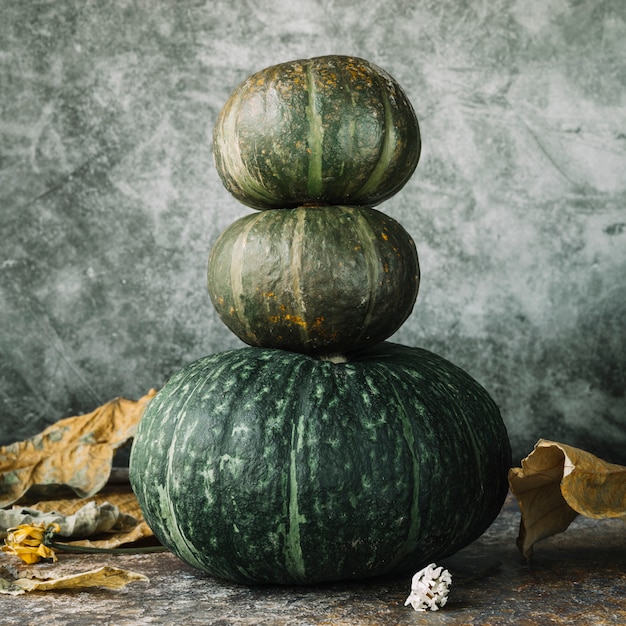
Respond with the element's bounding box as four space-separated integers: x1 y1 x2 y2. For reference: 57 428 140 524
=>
130 56 511 585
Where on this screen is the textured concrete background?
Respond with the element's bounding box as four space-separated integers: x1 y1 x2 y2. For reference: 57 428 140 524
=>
1 0 624 464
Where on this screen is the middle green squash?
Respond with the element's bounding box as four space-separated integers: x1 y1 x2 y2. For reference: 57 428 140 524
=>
207 205 419 356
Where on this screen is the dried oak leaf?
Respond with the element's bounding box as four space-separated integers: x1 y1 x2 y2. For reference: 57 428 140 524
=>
508 439 626 559
0 390 157 508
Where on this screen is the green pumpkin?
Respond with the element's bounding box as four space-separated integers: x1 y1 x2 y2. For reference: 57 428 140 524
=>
207 205 419 356
213 55 420 210
129 342 511 585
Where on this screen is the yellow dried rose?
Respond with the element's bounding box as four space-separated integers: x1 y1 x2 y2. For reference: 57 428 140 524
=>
1 523 60 564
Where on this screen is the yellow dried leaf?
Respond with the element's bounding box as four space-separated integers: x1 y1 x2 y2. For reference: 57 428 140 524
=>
0 390 157 508
66 520 155 550
0 566 148 594
508 439 626 559
27 489 143 519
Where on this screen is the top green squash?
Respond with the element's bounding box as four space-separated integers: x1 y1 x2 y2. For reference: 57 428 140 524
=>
213 55 421 210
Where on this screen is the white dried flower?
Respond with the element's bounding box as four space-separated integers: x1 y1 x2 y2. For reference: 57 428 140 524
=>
404 563 452 611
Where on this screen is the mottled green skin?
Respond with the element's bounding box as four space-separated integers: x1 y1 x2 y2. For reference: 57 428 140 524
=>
207 205 419 356
213 55 421 210
129 342 511 585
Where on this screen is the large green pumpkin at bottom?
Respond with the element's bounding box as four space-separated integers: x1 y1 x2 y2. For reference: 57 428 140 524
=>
129 342 511 585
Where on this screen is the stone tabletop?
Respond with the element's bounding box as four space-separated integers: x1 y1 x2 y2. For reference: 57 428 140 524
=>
2 494 625 625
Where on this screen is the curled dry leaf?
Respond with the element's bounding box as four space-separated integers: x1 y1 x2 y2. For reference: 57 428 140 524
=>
11 489 155 549
0 565 148 595
0 495 156 558
0 500 138 541
508 439 626 559
0 390 157 508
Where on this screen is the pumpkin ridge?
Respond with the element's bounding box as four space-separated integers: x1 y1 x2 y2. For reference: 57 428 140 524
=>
289 208 310 347
305 61 324 198
159 370 215 571
352 208 382 346
214 94 276 209
287 411 307 581
382 365 423 568
229 213 260 344
353 75 395 199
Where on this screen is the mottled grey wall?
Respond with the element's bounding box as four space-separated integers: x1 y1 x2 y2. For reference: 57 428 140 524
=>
1 0 625 464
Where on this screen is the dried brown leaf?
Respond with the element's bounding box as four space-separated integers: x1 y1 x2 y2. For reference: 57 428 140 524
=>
0 565 148 594
24 488 144 520
508 439 626 559
65 520 154 550
38 491 157 549
1 489 156 550
0 390 156 508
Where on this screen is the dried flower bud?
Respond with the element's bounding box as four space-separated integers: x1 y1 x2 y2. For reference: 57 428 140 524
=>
1 523 60 564
404 563 452 611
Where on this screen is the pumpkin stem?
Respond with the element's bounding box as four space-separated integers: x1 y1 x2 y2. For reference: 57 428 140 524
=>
319 354 349 364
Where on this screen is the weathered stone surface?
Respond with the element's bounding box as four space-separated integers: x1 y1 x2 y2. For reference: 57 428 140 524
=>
1 496 625 624
0 1 625 463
